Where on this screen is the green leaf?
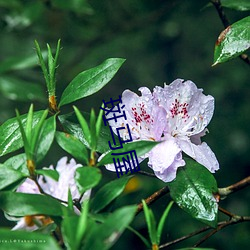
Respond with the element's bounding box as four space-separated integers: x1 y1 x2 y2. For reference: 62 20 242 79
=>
91 175 132 213
0 51 47 74
76 201 89 247
213 16 250 65
83 205 136 250
75 167 102 194
0 164 27 190
73 107 91 146
0 228 60 250
0 192 65 216
221 0 250 11
168 159 218 227
96 104 104 140
0 76 46 102
0 110 44 157
157 201 174 244
4 153 28 175
36 169 59 181
142 200 157 245
36 116 56 162
59 58 125 106
89 109 97 150
56 131 89 165
59 112 111 153
97 140 159 166
62 201 89 250
127 226 151 248
30 109 49 158
62 215 80 250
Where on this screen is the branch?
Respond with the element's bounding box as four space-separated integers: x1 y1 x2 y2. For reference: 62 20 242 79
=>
159 216 250 249
211 0 250 66
137 170 157 178
193 216 250 247
136 186 169 215
218 176 250 198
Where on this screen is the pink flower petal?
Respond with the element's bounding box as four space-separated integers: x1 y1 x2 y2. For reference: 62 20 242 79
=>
178 139 219 173
148 137 185 182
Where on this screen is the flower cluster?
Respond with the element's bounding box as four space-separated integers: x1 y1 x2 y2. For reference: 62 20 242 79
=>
104 79 219 182
11 157 90 231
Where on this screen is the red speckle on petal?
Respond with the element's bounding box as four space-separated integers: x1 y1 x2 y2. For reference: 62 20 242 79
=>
131 102 153 126
170 99 190 121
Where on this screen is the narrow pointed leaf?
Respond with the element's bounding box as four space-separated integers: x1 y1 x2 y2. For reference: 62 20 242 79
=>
0 111 44 157
83 205 136 250
75 167 102 194
213 16 250 65
168 159 218 227
36 116 56 162
73 106 91 146
91 176 132 213
157 201 174 244
59 113 111 153
56 131 89 164
59 58 125 106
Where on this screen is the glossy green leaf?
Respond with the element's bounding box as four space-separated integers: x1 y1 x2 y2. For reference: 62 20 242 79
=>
91 175 132 213
75 167 102 194
0 228 60 250
4 153 28 175
97 140 159 166
83 205 137 250
168 159 218 227
221 0 250 11
36 116 56 162
59 58 125 106
36 169 59 181
0 76 46 102
56 131 89 164
0 164 27 190
59 113 111 153
0 192 65 216
0 111 44 157
213 16 250 65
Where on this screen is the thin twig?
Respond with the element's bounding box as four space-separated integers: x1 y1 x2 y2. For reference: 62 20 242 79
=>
136 186 170 215
137 170 157 178
159 216 250 249
218 206 235 218
159 224 211 249
193 216 250 247
218 176 250 198
211 0 250 66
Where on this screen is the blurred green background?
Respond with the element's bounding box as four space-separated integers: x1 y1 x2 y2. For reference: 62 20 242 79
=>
0 0 249 249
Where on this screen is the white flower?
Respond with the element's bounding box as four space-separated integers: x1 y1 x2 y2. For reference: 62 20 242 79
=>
12 157 90 231
103 79 219 182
